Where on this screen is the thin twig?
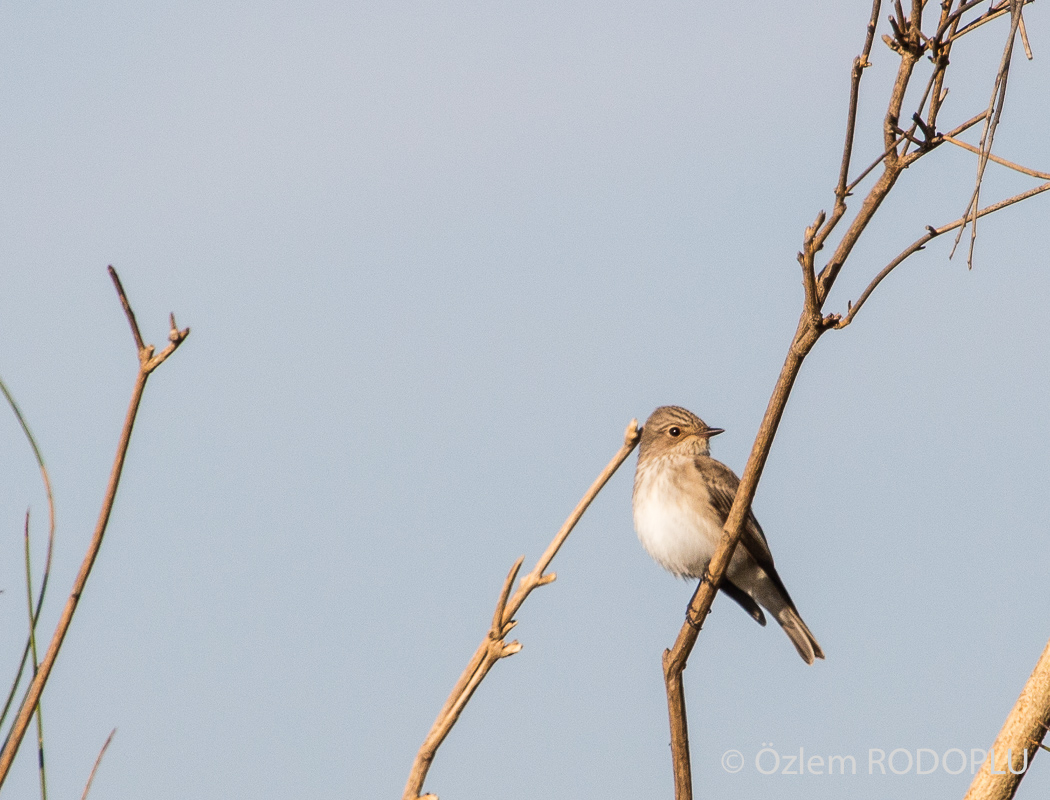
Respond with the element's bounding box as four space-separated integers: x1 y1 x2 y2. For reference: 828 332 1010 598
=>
845 133 910 195
899 16 954 160
949 0 1031 42
838 0 883 197
815 4 924 303
1018 10 1032 59
815 0 882 252
924 2 959 127
846 110 987 197
403 420 642 800
106 266 190 371
838 180 1050 327
106 267 145 353
943 135 1050 180
936 0 990 39
503 422 641 621
80 729 116 800
0 269 189 789
800 210 826 318
491 556 523 639
0 378 56 735
952 0 1024 266
941 110 993 141
23 514 48 800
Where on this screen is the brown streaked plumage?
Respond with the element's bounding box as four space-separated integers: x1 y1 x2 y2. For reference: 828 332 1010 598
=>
632 405 824 664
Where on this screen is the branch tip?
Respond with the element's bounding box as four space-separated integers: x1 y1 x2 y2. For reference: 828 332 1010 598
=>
1019 12 1033 59
403 431 639 800
624 419 640 447
805 210 826 243
492 556 525 634
108 266 146 352
500 641 522 658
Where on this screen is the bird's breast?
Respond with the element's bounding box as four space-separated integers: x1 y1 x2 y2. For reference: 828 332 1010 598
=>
632 455 724 578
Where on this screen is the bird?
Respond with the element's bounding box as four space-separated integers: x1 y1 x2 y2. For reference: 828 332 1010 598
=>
632 405 824 664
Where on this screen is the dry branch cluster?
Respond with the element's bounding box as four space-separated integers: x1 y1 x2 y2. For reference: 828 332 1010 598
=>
403 3 1050 800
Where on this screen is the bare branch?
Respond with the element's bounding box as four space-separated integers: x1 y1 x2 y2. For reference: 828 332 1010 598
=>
837 180 1050 328
936 0 988 39
949 0 1032 42
664 311 819 800
943 135 1050 180
814 0 884 252
0 272 189 790
107 267 190 372
963 636 1050 800
845 133 910 195
899 35 957 160
816 13 925 303
403 421 642 800
1018 9 1033 59
661 6 1047 798
942 110 993 141
951 0 1024 266
924 4 958 129
23 514 48 800
491 557 523 639
107 266 145 353
80 729 116 800
800 210 826 317
841 0 883 188
503 421 641 621
846 111 987 198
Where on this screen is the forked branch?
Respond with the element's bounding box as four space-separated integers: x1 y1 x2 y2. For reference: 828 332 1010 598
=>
0 268 189 789
403 420 641 800
80 728 117 800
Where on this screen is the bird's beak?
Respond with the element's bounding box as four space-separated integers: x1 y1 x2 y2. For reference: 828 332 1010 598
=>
699 427 724 438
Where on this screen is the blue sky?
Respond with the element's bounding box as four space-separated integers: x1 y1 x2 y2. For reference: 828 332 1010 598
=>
1 2 1049 798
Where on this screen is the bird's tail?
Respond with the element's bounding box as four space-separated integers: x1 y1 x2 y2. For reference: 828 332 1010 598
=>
777 607 825 665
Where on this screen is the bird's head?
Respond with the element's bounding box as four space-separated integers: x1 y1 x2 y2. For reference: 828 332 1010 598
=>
638 405 723 459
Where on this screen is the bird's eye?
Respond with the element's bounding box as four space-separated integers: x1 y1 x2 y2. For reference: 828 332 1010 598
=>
668 427 681 437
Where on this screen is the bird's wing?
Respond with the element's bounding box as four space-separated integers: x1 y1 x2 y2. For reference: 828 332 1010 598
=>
694 456 798 608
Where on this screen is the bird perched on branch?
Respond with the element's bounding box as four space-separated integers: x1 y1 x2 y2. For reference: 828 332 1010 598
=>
632 405 824 664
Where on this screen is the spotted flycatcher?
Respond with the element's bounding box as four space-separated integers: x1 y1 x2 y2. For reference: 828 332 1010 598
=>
632 405 824 664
